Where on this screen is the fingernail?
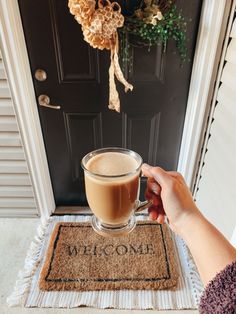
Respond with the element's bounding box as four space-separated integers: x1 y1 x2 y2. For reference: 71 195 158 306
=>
152 188 158 195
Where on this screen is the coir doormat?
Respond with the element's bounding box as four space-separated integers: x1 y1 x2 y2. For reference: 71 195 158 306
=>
39 221 179 291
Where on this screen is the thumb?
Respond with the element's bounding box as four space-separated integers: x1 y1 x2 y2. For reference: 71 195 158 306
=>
142 164 171 187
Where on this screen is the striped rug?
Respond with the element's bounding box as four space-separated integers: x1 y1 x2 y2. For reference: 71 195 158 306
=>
7 214 204 310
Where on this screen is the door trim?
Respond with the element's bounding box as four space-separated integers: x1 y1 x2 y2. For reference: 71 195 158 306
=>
0 0 229 218
0 0 55 219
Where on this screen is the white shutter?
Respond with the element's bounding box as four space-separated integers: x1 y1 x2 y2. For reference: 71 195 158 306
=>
195 17 236 239
0 52 38 217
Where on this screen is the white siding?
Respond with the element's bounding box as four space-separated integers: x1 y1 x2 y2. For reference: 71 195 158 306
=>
0 50 38 217
195 17 236 239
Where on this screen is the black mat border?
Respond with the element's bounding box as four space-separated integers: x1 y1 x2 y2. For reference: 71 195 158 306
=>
45 222 171 283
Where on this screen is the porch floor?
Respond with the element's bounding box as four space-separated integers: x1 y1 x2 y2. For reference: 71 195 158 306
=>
0 218 198 314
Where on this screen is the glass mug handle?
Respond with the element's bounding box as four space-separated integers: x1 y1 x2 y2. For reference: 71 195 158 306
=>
135 199 153 213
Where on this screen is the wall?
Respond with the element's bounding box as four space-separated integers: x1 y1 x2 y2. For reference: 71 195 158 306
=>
0 49 38 216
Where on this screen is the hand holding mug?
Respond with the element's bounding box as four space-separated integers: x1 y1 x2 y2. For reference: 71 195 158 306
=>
142 164 199 236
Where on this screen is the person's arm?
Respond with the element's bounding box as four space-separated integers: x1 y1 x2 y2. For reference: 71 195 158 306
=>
177 210 236 285
142 164 236 286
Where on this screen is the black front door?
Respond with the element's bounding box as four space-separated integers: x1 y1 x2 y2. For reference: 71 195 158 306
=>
18 0 202 206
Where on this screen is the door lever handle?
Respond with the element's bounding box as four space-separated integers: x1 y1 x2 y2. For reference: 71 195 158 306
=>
38 94 61 109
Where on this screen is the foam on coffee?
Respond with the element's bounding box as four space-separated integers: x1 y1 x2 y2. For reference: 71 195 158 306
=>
86 152 139 176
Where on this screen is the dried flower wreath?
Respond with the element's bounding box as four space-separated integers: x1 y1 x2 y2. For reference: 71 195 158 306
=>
68 0 187 112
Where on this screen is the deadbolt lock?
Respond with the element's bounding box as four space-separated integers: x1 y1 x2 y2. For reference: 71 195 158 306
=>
35 69 47 81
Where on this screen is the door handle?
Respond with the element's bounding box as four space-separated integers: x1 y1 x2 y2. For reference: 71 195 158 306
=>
38 94 61 109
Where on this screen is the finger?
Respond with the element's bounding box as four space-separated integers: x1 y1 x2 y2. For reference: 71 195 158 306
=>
167 171 185 183
166 171 180 177
158 205 165 215
145 190 161 207
141 163 155 178
148 204 164 214
142 164 171 187
146 189 165 213
147 178 161 195
157 214 165 224
149 207 165 223
149 208 158 220
148 203 164 212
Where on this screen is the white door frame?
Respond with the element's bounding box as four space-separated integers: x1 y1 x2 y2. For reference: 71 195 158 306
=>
0 0 230 218
177 0 231 188
0 0 56 219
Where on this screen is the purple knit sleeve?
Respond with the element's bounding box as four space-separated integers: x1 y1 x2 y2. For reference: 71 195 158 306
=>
199 260 236 314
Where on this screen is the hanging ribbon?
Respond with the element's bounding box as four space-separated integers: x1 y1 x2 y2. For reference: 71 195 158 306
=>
109 33 133 112
68 0 133 112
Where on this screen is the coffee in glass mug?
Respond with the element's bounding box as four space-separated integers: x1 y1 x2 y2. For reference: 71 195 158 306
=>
81 148 152 237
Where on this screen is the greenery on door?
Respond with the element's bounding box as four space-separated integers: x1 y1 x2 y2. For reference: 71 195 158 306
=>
68 0 187 112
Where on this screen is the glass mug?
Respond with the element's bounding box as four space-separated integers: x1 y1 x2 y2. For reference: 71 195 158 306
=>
81 147 152 237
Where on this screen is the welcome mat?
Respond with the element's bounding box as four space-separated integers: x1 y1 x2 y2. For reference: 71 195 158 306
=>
39 221 179 291
7 215 204 309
